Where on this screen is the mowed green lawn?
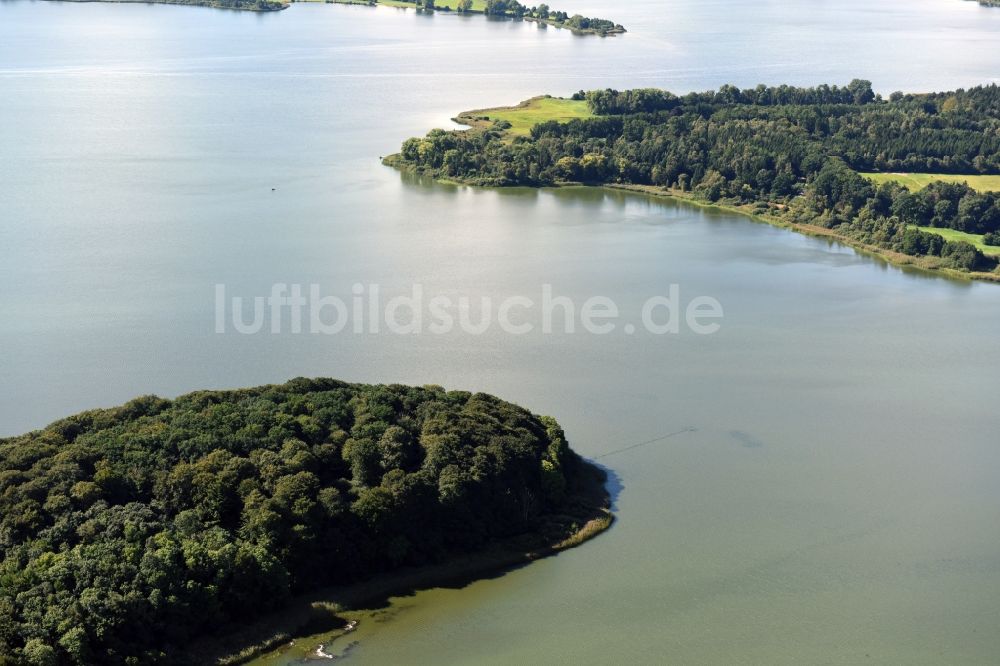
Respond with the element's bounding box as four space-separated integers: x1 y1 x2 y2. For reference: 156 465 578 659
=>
863 172 1000 193
863 172 1000 255
433 0 487 9
472 97 593 136
914 226 1000 256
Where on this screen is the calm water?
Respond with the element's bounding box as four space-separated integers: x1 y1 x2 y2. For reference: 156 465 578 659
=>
3 0 1000 663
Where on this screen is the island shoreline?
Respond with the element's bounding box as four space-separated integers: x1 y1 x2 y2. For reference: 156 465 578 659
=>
195 458 614 665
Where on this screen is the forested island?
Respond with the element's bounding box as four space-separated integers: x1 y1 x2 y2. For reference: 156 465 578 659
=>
386 83 1000 281
0 378 610 664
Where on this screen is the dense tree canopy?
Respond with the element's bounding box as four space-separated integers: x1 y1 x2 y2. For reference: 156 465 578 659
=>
390 82 1000 273
397 0 624 34
481 0 622 32
0 379 584 664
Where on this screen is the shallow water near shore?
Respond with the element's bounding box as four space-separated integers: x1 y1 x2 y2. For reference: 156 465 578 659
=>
3 0 1000 663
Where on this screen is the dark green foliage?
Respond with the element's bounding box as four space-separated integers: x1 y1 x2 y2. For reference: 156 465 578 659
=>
392 82 1000 271
940 240 989 271
477 1 623 33
984 231 1000 246
396 0 623 32
0 379 579 664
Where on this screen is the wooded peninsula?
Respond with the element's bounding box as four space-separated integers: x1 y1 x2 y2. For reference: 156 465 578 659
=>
0 378 611 664
386 83 1000 281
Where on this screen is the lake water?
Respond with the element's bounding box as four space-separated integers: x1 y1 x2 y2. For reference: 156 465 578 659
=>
2 0 1000 663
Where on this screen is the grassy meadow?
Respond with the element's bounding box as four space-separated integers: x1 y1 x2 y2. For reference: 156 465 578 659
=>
863 172 1000 193
859 173 1000 255
458 96 593 136
913 226 1000 256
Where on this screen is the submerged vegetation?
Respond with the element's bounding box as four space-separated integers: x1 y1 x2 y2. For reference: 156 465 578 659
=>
387 83 1000 279
0 378 609 664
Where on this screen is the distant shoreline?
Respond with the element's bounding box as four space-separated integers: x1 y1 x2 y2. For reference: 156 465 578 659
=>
330 0 625 36
45 0 288 11
41 0 626 35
